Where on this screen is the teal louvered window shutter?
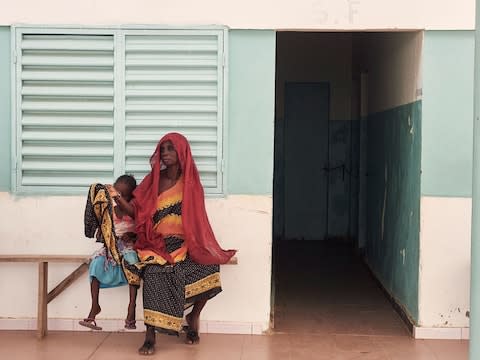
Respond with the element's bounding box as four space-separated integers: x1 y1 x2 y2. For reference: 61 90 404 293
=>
13 28 226 195
14 30 116 193
123 30 225 194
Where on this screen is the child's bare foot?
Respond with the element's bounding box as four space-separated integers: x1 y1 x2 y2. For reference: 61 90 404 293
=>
126 302 136 320
125 319 136 330
79 304 102 330
125 303 136 329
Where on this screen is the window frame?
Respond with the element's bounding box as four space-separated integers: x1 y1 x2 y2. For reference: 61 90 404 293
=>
11 25 228 196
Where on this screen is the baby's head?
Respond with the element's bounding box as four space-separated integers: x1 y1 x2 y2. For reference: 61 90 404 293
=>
113 174 137 201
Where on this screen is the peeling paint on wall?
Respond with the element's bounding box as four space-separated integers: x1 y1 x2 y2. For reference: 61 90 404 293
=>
366 101 421 322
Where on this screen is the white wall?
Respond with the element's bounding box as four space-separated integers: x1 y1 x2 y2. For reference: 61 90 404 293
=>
0 193 272 333
354 31 423 114
0 0 474 30
418 196 472 328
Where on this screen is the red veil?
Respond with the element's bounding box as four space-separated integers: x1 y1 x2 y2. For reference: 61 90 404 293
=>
132 132 236 265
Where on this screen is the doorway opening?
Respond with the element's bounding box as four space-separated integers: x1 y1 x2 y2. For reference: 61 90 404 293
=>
272 31 423 334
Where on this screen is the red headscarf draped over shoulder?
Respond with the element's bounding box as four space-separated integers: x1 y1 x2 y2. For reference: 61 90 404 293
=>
132 132 236 265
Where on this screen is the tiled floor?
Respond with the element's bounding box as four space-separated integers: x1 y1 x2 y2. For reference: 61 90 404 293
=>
273 240 409 337
0 241 469 359
0 330 469 359
271 240 469 359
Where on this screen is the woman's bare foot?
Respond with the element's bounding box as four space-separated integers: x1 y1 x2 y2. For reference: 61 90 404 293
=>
138 340 155 355
185 312 200 344
138 326 156 355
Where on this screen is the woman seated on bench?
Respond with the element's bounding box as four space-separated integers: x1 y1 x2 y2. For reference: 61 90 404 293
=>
114 133 236 355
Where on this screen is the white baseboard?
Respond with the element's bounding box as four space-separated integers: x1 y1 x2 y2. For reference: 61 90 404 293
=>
414 326 470 340
0 318 267 335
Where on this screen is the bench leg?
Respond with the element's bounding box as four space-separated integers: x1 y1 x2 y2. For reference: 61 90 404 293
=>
37 261 48 339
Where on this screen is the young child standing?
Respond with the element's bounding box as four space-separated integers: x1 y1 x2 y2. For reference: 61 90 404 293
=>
80 174 139 331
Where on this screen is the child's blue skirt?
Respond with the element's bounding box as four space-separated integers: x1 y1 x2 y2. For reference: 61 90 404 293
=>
89 252 139 289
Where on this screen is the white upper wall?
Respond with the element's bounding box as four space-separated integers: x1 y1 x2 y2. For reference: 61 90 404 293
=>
354 31 423 113
0 0 475 30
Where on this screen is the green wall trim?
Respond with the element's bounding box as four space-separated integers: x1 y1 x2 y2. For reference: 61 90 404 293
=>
226 30 276 195
366 101 421 322
0 26 11 191
469 2 480 356
422 30 475 198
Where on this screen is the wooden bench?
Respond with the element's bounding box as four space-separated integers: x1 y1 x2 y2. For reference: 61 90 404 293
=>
0 254 237 339
0 255 90 339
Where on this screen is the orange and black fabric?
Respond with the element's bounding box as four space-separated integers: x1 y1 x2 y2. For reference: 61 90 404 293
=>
138 237 221 333
131 132 236 265
136 177 187 265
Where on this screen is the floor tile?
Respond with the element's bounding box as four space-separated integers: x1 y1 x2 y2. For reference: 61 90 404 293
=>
0 330 109 359
423 339 469 360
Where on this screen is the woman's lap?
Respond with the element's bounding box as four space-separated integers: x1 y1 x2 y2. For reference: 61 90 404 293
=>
141 258 222 332
182 258 221 307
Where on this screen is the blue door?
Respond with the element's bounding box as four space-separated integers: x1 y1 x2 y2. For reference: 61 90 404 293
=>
283 82 330 240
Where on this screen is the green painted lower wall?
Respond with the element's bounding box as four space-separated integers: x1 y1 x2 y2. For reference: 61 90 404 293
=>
366 101 421 322
422 31 474 197
226 30 276 195
0 26 10 191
